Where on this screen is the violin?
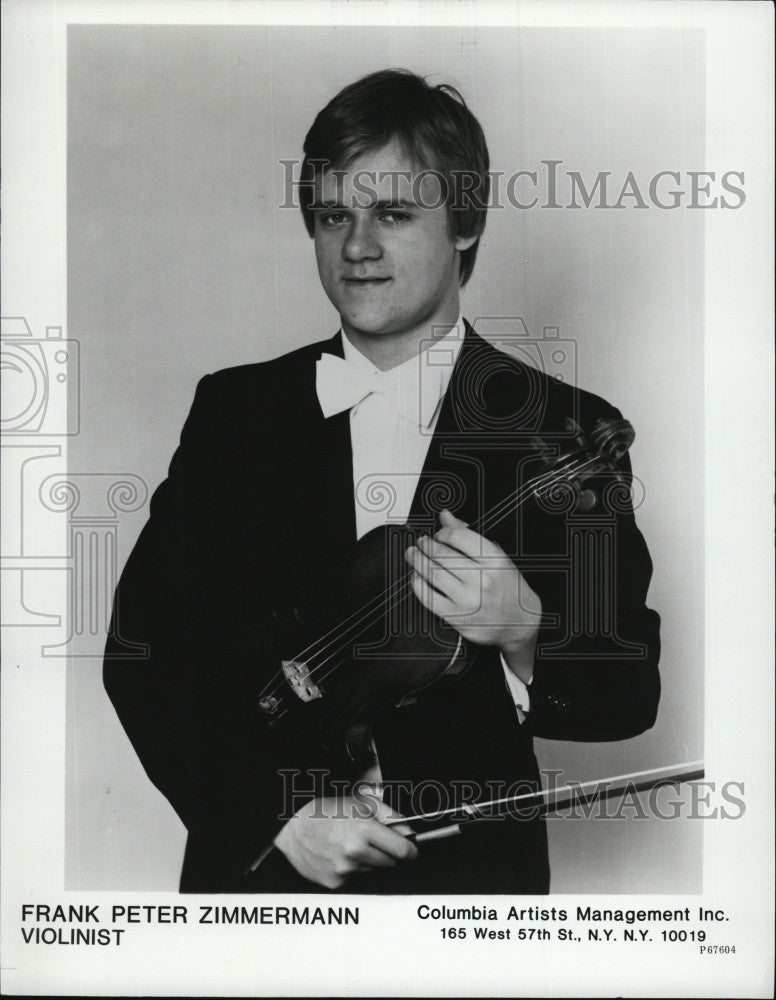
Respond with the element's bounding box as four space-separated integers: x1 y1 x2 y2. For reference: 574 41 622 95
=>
257 415 636 766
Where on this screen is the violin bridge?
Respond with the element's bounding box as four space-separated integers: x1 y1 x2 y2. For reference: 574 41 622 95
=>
281 659 323 702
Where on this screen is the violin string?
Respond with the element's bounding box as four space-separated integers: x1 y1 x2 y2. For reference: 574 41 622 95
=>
476 454 594 536
259 452 602 710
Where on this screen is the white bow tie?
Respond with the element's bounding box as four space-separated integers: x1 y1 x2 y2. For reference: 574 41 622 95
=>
316 352 420 423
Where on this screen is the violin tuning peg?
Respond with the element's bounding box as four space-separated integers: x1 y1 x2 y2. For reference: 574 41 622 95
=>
529 436 554 465
576 489 597 512
564 417 588 450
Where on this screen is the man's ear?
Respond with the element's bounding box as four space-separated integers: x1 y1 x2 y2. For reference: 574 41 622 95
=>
454 233 479 253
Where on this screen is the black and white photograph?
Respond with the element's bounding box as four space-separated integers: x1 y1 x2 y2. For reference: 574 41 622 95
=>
1 1 773 996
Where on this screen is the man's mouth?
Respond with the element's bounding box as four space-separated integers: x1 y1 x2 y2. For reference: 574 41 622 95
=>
342 276 391 285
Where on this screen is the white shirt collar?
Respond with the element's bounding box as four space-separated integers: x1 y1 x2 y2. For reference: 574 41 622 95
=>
339 314 467 428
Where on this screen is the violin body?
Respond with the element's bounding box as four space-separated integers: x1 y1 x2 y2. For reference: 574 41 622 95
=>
258 522 468 765
257 415 635 765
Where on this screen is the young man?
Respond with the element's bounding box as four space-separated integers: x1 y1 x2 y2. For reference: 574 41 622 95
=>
104 70 660 894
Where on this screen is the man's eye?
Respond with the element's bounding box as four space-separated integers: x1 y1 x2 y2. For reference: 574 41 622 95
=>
381 212 410 224
320 213 349 226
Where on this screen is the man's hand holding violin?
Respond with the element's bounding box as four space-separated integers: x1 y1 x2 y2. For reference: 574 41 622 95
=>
406 509 542 686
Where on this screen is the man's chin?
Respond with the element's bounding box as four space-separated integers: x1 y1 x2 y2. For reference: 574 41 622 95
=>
339 315 400 338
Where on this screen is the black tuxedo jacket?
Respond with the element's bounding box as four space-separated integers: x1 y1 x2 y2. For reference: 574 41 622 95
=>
104 326 660 894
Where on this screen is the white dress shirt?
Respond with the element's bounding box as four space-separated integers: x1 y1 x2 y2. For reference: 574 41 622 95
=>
315 316 531 781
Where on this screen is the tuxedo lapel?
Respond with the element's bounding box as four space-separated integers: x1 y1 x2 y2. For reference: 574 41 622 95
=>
273 333 357 599
311 404 357 552
408 323 510 532
305 332 357 553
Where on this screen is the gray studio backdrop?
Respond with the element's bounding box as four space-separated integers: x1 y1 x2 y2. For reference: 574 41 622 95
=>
67 25 704 892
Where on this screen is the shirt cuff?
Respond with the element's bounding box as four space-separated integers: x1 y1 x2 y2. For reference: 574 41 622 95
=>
499 653 532 723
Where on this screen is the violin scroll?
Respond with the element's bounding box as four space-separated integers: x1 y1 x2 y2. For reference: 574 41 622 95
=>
531 415 636 512
588 417 635 463
557 416 635 470
562 416 635 463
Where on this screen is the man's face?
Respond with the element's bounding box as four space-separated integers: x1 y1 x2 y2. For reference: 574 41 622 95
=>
312 140 476 341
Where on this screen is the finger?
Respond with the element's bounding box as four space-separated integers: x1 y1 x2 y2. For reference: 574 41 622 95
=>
416 535 475 580
411 572 471 632
383 820 414 837
405 543 462 597
439 509 468 528
435 510 491 558
411 570 455 619
375 800 415 837
372 799 409 822
435 523 501 561
367 820 419 862
371 801 416 839
350 843 400 869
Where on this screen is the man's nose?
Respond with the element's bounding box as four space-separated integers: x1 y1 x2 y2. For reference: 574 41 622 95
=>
342 217 382 262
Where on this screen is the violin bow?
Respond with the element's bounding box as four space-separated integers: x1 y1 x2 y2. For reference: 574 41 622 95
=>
384 760 705 844
243 761 704 874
